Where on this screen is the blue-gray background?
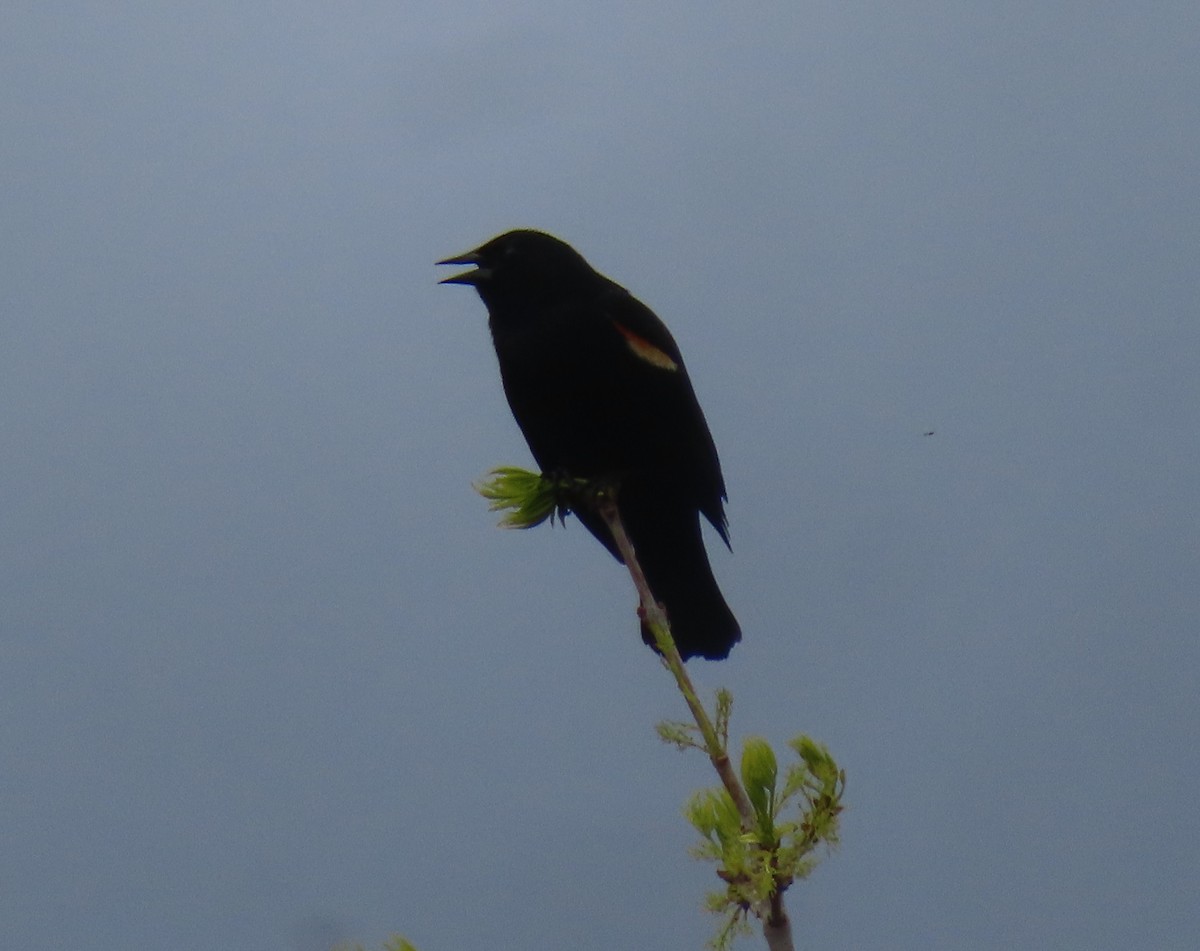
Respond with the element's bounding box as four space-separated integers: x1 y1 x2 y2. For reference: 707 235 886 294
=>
3 3 1197 949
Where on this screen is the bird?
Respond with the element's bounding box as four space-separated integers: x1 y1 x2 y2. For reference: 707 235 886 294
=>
437 229 739 661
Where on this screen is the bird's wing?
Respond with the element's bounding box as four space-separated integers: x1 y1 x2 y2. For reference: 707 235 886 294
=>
597 285 731 546
596 285 685 372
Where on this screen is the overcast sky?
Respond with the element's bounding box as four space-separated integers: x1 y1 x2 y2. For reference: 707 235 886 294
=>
3 3 1198 950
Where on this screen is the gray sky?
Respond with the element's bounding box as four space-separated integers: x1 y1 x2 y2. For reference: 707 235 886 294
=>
3 3 1198 949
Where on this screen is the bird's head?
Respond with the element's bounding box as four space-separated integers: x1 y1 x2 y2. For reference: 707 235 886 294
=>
437 229 598 308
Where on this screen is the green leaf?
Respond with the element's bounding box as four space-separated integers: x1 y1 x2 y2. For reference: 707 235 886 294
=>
474 466 576 529
740 737 778 836
789 735 840 791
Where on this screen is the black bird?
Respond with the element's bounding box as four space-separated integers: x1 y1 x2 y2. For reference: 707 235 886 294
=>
438 229 740 661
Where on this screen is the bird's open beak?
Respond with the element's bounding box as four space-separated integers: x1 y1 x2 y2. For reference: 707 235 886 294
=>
436 250 487 285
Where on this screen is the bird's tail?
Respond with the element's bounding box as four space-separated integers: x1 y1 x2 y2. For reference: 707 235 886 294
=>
619 492 741 661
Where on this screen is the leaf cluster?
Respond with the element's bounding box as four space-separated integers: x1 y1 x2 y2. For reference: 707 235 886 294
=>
657 688 733 752
474 466 599 530
684 736 844 948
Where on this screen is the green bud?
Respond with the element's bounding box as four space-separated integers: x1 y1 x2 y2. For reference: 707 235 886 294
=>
789 735 838 789
688 790 720 839
474 466 561 529
740 736 778 830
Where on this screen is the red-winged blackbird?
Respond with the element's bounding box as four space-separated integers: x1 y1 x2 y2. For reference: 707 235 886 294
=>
438 230 740 660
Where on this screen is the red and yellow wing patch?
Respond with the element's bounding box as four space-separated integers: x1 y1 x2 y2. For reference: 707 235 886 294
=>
612 322 678 371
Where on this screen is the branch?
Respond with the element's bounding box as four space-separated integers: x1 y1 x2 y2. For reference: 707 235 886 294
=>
591 487 794 951
591 488 757 828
